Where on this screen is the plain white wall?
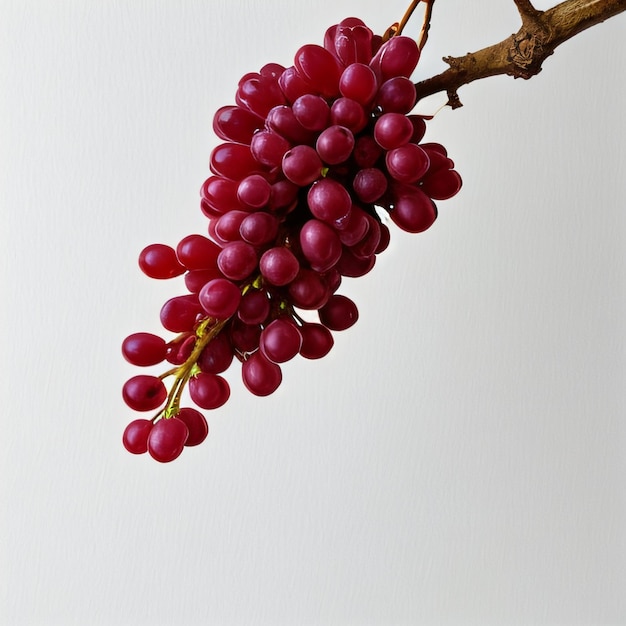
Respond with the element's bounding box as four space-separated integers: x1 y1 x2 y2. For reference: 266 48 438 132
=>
1 1 624 624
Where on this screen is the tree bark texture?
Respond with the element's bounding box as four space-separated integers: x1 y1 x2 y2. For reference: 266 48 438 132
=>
414 0 626 107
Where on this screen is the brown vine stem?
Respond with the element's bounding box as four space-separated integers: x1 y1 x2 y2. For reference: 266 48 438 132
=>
414 0 626 107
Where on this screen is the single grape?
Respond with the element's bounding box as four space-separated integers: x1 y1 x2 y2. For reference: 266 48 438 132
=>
294 44 342 97
287 268 330 310
250 130 291 169
260 318 303 363
122 375 167 412
259 246 300 286
299 219 342 272
307 178 352 223
236 73 286 118
242 351 283 396
260 62 286 80
210 143 264 181
292 94 331 131
217 241 258 281
237 174 272 210
201 176 243 214
385 143 430 183
420 168 463 200
214 210 248 243
197 330 234 374
278 66 314 103
299 322 334 359
389 184 438 233
352 167 388 203
282 145 323 186
266 105 314 144
212 105 263 144
372 35 420 80
189 373 231 410
122 419 154 454
176 234 221 270
374 112 413 150
339 62 378 104
237 288 271 325
239 212 279 247
329 97 367 133
198 278 241 320
122 332 166 367
176 407 209 447
147 418 189 463
376 76 417 114
184 268 223 293
138 244 185 279
319 294 359 331
315 125 355 165
160 294 203 333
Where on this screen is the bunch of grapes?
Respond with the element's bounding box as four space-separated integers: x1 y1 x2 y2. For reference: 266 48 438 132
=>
121 17 462 462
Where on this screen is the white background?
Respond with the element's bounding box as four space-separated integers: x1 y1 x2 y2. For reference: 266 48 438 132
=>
1 1 624 624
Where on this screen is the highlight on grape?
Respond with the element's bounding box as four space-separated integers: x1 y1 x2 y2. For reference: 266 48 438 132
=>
121 13 462 462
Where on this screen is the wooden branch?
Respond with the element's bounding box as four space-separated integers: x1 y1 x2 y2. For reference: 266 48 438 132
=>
414 0 626 107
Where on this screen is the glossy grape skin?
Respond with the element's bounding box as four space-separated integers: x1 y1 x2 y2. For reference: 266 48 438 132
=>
250 130 291 168
160 294 203 333
242 351 283 396
287 268 330 310
147 418 189 463
212 105 263 144
122 375 167 412
319 294 359 331
299 219 342 273
189 373 231 410
210 143 264 181
281 145 323 186
299 322 334 359
122 419 154 454
237 289 271 325
176 408 209 447
385 144 430 184
307 178 352 223
352 167 387 203
315 125 355 165
122 333 166 367
292 94 331 131
259 318 302 363
389 184 438 233
176 234 221 270
201 176 243 214
259 247 300 286
294 44 342 97
237 174 272 210
138 244 185 279
339 62 378 104
217 241 258 281
198 278 241 320
198 330 234 374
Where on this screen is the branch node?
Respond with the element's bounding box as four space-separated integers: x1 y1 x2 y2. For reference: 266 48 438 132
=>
447 90 463 109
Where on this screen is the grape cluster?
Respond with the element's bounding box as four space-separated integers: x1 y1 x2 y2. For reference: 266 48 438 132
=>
121 17 462 462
